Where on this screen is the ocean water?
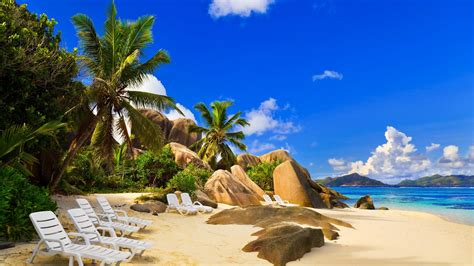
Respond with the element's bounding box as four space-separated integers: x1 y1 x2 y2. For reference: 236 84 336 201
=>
332 186 474 225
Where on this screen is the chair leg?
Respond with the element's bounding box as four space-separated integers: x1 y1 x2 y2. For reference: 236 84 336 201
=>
28 247 39 263
68 256 74 266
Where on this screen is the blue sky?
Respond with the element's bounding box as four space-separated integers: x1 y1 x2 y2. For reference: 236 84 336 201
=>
21 0 473 183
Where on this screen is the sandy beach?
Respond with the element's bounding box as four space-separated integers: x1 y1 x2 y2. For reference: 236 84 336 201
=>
1 193 472 266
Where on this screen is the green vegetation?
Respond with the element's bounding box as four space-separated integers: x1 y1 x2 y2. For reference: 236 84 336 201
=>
134 146 180 188
183 163 213 188
397 174 474 187
167 171 197 194
316 173 388 187
190 101 249 170
49 1 183 191
247 160 281 191
0 167 57 240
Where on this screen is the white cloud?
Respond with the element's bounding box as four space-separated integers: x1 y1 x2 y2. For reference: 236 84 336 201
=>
312 70 343 81
328 158 351 172
248 140 276 154
269 135 287 141
164 103 197 123
127 74 196 123
127 74 166 96
436 145 474 170
347 127 431 182
209 0 275 18
242 98 301 136
426 143 440 152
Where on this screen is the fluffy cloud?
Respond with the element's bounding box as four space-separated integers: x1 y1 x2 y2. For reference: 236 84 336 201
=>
209 0 275 18
248 140 276 154
269 135 287 141
312 70 343 81
242 98 301 136
328 158 351 172
127 74 196 123
425 143 440 152
437 145 474 170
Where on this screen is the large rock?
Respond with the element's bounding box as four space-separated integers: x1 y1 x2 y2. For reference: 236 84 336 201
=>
273 160 326 208
169 142 211 170
137 109 200 147
204 170 261 207
243 224 324 266
236 153 262 170
194 189 218 208
130 201 167 215
230 165 265 199
354 195 375 209
259 149 293 164
308 180 349 208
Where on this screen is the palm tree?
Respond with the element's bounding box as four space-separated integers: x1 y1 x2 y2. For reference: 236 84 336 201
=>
189 101 249 169
49 2 182 191
0 121 65 176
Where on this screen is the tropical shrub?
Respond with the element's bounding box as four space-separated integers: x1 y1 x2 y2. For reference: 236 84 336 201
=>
0 167 57 241
134 146 180 187
167 171 197 194
183 163 213 188
247 160 282 191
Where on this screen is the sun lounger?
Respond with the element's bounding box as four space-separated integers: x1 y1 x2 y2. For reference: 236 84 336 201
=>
96 196 152 229
273 195 299 207
166 193 198 215
180 193 213 213
262 194 276 205
67 208 152 260
29 211 131 266
76 198 139 236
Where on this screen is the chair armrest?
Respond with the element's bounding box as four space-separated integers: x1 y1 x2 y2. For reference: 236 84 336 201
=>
193 201 204 207
96 226 117 238
68 232 91 245
113 209 128 218
97 213 115 222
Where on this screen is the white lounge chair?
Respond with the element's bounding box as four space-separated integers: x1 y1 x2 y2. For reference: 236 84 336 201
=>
166 193 198 215
29 211 131 266
96 196 152 229
262 194 276 205
273 195 299 207
76 198 139 236
180 193 213 214
67 208 152 260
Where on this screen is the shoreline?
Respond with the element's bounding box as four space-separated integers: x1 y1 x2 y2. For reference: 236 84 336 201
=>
0 193 472 265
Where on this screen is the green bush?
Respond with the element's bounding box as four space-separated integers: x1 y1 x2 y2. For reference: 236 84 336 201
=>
183 163 213 188
0 167 57 241
167 171 197 194
134 146 180 187
247 160 281 191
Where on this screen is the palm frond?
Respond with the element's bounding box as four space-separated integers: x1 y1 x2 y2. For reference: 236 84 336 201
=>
123 101 163 152
71 14 102 73
127 90 183 115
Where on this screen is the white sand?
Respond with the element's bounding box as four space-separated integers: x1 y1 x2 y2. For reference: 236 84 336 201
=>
0 193 472 265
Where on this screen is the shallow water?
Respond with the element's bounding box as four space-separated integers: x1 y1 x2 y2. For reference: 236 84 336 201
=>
333 186 474 225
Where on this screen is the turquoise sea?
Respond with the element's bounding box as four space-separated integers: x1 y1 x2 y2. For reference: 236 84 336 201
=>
333 187 474 225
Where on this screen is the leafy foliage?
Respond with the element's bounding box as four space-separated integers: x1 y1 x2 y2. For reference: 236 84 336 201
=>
167 171 197 194
0 167 57 241
183 163 213 189
247 160 281 191
190 101 249 169
134 146 180 187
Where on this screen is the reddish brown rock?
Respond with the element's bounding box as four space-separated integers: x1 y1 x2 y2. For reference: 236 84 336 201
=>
236 153 262 170
259 149 293 164
230 165 265 199
354 195 375 210
169 142 211 170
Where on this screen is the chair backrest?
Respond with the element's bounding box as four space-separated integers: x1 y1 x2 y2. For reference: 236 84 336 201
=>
263 194 273 203
96 196 117 219
67 208 100 242
76 198 99 221
29 211 72 250
166 193 180 207
273 195 283 203
180 193 193 206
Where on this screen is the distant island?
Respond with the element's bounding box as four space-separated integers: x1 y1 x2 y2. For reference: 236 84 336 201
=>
397 174 474 187
316 173 389 187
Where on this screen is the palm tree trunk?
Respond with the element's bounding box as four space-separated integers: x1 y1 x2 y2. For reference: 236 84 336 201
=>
49 118 98 192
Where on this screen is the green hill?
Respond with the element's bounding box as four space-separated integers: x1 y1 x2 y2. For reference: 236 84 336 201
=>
397 175 474 187
316 173 389 187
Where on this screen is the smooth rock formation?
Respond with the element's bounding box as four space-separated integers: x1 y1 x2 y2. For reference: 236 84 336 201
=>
230 165 265 199
194 189 218 208
243 224 324 266
273 160 326 208
169 142 211 170
354 195 375 210
204 170 261 207
236 153 262 170
378 207 389 210
259 149 293 164
308 180 349 208
137 109 200 147
130 201 167 215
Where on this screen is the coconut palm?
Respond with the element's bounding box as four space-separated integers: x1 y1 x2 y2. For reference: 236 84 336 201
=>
189 101 249 169
0 121 65 176
49 2 182 191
